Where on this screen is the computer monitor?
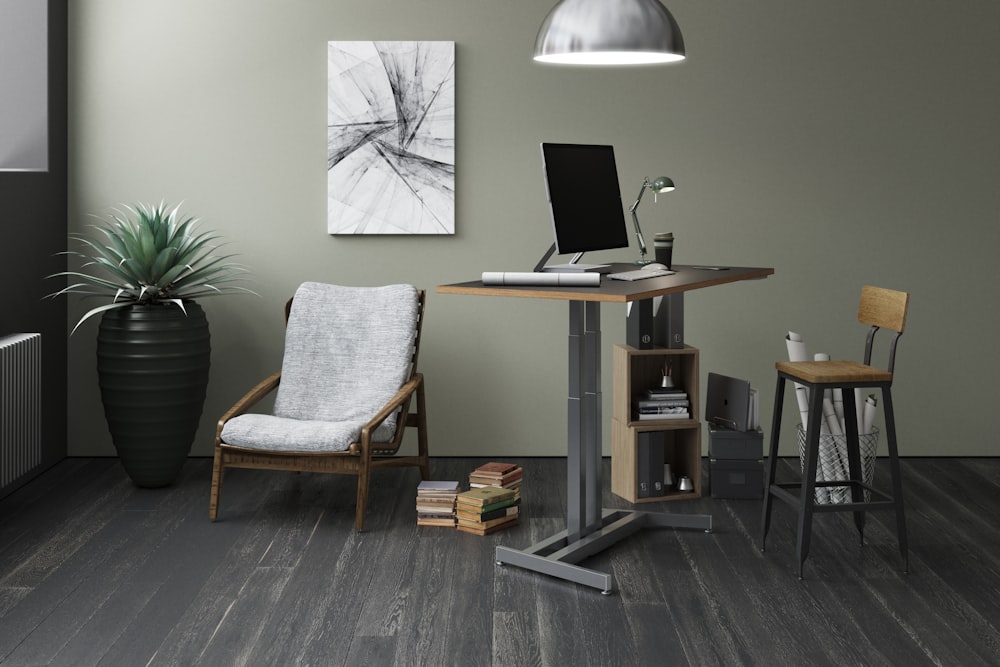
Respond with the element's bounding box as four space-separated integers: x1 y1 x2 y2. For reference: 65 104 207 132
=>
540 143 629 259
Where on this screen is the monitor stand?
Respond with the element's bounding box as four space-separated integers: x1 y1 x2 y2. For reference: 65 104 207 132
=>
533 244 609 273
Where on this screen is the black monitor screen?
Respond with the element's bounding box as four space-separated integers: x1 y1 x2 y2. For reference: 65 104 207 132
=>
541 143 629 255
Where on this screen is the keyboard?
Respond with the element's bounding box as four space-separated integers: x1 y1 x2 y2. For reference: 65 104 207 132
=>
607 268 675 281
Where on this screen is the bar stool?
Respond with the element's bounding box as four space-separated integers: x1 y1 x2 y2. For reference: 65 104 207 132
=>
760 286 910 578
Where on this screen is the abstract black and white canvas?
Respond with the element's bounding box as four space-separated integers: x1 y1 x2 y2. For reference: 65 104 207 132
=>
327 41 455 235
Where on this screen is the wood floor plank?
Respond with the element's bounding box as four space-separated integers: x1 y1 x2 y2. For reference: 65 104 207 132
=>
0 457 998 666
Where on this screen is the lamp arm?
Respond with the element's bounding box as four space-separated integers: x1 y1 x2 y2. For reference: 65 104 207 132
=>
630 179 651 260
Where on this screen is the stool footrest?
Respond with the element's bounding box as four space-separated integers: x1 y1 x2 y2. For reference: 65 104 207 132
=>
768 481 896 513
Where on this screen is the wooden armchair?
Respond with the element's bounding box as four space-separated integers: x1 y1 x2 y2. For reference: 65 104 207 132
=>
209 282 429 530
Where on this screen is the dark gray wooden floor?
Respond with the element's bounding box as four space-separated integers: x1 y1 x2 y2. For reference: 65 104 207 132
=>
1 456 998 666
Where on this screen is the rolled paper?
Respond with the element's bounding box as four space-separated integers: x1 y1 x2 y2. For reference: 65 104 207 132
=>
795 385 810 431
832 388 845 431
823 396 843 436
862 394 878 435
786 332 809 362
855 388 865 437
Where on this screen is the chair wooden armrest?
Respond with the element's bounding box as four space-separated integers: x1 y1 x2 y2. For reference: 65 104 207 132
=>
359 373 424 446
215 370 282 442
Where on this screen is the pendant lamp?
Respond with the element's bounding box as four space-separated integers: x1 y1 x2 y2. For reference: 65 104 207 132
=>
534 0 685 66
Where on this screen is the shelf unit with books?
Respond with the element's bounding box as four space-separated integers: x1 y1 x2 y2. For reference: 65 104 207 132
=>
611 343 702 503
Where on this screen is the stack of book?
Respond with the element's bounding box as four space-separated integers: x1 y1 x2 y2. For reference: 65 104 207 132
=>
455 486 520 535
416 480 460 527
469 461 523 490
636 385 690 420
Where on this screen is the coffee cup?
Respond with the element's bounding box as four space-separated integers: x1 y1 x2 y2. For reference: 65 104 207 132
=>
653 232 674 269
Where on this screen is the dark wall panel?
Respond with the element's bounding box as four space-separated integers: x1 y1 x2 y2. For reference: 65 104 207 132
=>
0 0 68 497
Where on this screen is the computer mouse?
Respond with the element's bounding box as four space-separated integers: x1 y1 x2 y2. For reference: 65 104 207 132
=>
643 263 669 271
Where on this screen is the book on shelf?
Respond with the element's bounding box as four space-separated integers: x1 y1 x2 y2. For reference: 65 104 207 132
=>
637 432 667 497
417 515 457 527
417 480 460 493
457 495 520 516
457 512 519 531
470 461 519 476
456 502 520 523
637 412 689 420
469 475 522 489
635 398 690 409
457 517 519 536
416 480 459 527
455 485 518 507
469 462 523 488
646 387 688 400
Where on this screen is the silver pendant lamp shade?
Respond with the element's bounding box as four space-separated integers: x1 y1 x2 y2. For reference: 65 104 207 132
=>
534 0 685 65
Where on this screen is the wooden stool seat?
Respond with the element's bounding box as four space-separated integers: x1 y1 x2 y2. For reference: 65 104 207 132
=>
761 286 910 578
776 360 893 384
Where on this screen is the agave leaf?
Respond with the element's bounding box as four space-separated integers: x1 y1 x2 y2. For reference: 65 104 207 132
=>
71 300 134 335
50 202 253 332
165 298 187 315
149 246 180 283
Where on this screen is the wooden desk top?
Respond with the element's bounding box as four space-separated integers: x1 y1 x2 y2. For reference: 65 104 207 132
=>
437 264 774 303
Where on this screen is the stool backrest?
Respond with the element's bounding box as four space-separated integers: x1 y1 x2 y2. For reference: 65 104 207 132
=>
858 285 909 373
858 286 909 333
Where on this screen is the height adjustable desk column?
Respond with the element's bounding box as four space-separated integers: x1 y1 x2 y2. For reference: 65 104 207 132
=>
438 265 773 594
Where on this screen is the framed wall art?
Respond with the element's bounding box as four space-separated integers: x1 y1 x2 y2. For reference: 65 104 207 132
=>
327 41 455 235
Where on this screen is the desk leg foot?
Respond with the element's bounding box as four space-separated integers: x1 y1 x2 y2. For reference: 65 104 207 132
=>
495 509 712 593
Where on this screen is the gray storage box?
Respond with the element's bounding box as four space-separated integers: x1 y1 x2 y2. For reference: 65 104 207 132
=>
710 458 764 499
708 424 763 460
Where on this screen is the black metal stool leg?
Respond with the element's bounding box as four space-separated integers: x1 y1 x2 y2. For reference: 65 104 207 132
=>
841 389 866 545
882 387 909 573
760 375 786 552
796 384 824 579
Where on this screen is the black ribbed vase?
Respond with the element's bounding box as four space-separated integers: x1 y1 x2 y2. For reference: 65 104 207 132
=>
97 301 211 487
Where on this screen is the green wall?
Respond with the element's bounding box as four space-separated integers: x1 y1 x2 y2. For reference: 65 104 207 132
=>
66 0 1000 458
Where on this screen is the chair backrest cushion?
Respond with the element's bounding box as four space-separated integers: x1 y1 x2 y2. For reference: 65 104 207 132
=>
273 283 418 435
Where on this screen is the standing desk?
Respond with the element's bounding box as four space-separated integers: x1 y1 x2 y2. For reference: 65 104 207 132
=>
437 264 774 593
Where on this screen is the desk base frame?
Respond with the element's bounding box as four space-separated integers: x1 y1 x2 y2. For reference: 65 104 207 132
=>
495 509 711 594
494 299 711 594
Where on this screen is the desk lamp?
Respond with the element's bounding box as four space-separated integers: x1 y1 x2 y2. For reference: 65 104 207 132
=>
630 176 674 264
533 0 685 66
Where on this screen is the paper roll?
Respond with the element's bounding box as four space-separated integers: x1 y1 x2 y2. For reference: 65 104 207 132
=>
795 385 810 431
823 397 843 436
855 388 865 437
786 332 809 362
481 271 600 287
862 394 878 435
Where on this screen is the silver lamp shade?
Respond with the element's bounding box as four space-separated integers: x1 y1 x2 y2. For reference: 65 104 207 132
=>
534 0 686 65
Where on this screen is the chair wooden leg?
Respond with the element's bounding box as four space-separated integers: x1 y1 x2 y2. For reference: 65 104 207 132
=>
355 453 372 531
416 380 430 480
209 448 224 521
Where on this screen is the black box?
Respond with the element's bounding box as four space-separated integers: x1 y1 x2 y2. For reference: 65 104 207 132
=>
710 459 764 499
707 424 763 460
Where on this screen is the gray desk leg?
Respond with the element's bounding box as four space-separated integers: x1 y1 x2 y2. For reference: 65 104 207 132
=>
495 299 712 594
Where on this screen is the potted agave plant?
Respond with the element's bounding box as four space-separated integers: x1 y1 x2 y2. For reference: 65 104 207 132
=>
50 202 253 487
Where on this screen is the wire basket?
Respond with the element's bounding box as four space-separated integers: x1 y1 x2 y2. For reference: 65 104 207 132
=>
796 424 878 504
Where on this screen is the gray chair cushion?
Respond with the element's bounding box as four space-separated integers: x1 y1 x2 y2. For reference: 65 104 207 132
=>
221 282 417 453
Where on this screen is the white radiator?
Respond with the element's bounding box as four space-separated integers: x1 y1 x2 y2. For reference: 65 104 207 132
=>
1 333 42 490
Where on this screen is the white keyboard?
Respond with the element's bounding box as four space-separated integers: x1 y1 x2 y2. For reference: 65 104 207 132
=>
607 268 675 281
